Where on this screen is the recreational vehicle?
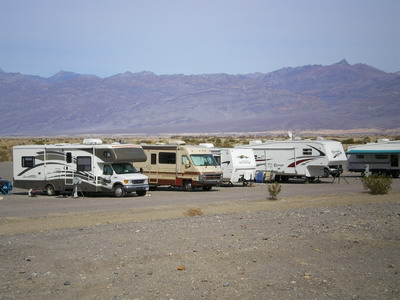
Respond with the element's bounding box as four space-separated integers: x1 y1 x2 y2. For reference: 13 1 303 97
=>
347 139 400 177
13 139 149 197
200 144 256 185
236 137 347 182
135 143 222 190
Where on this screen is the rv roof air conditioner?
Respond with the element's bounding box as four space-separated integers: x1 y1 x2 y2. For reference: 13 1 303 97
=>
249 140 263 145
83 138 103 145
378 139 390 143
168 140 186 145
199 143 215 148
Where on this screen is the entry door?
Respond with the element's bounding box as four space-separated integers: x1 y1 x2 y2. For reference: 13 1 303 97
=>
391 154 399 167
64 152 74 185
147 152 159 184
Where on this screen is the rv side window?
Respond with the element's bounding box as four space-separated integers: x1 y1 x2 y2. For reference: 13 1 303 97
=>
103 151 112 158
375 154 388 160
159 152 176 164
66 152 72 163
103 165 113 175
182 155 189 165
77 156 92 171
151 153 157 164
22 157 35 168
356 154 364 159
303 148 312 155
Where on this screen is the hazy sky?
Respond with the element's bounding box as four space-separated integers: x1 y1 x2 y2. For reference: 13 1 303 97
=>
1 0 399 77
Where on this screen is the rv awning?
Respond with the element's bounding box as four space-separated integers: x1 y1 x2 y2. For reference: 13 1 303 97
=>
346 150 400 154
96 145 147 162
111 146 147 162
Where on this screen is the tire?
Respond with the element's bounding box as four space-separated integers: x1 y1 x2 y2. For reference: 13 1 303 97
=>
242 180 248 186
183 181 193 191
202 186 212 191
136 190 147 196
306 177 315 183
280 176 289 183
114 185 126 197
323 168 330 178
46 184 56 196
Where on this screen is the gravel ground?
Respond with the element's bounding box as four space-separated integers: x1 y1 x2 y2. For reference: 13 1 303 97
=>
1 162 400 299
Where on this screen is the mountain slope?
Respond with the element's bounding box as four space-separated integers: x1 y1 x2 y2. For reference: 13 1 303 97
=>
0 61 399 135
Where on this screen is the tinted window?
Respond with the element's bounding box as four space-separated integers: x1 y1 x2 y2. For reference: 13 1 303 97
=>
77 156 91 171
159 152 176 164
22 157 35 168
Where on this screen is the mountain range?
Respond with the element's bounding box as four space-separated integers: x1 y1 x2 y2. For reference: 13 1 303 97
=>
1 59 399 136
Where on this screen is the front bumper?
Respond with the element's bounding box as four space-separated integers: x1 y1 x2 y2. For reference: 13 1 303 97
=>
197 173 223 186
123 184 149 193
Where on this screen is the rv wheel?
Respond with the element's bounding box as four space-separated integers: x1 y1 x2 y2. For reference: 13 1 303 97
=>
46 184 56 196
136 190 147 196
202 186 212 191
114 185 126 197
183 181 193 191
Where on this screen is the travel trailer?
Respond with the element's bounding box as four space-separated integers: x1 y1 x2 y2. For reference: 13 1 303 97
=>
236 136 347 182
200 144 256 185
13 139 149 197
135 143 222 190
347 139 400 177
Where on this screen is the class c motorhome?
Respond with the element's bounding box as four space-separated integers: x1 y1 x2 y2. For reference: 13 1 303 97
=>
13 139 149 197
135 143 222 190
200 144 256 185
346 139 400 177
236 136 347 182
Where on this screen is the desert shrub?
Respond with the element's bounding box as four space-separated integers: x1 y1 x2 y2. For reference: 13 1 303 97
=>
267 182 282 200
361 175 392 195
342 138 355 144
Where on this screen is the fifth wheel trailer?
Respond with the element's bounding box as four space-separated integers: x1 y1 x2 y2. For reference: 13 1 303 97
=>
236 137 347 182
13 139 149 197
200 144 257 185
347 139 400 177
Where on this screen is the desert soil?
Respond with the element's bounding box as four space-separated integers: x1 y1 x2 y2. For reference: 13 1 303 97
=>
0 162 399 299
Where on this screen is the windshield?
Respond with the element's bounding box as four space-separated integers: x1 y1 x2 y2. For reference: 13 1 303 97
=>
190 154 218 166
111 163 137 174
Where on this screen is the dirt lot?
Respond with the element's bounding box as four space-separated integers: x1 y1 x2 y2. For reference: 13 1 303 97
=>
1 162 400 299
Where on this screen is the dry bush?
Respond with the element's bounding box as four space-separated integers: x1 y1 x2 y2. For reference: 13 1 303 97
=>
361 175 392 195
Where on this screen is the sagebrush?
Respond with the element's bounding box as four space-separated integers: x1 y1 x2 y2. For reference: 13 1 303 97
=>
268 182 282 200
361 175 392 195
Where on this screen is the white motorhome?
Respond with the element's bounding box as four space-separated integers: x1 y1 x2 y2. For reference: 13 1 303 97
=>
201 144 256 185
135 143 222 190
236 137 347 182
13 139 149 197
347 139 400 177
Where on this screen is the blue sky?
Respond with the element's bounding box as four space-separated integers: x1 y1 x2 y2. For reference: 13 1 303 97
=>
1 0 399 77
